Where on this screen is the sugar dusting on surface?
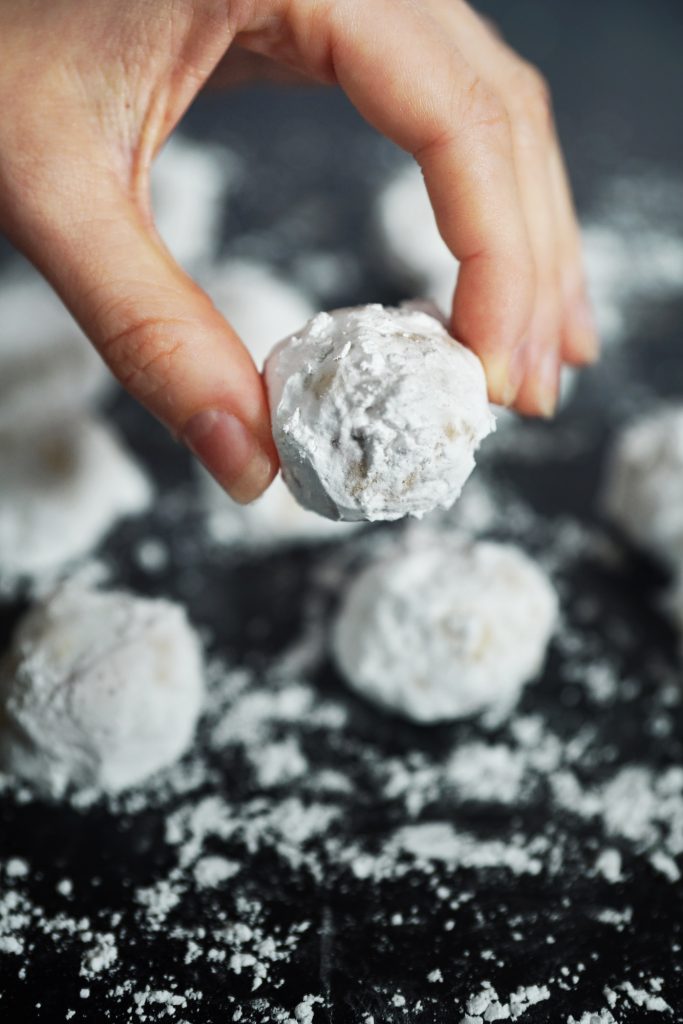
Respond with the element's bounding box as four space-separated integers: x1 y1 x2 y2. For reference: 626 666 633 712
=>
2 476 683 1019
2 157 683 1020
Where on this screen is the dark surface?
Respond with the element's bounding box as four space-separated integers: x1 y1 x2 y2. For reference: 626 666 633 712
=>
2 1 683 1021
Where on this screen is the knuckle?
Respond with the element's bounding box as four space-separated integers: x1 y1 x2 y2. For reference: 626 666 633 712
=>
509 62 554 136
460 75 509 134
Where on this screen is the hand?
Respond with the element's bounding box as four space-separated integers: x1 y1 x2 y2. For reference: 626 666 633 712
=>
0 0 596 502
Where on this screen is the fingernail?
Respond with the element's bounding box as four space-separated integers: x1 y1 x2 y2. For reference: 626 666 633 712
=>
537 348 560 418
573 293 600 363
182 409 274 504
501 343 528 407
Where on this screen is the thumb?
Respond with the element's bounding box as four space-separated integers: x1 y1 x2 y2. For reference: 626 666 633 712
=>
6 176 278 505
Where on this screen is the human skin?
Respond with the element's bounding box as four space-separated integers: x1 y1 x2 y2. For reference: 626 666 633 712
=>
0 0 597 504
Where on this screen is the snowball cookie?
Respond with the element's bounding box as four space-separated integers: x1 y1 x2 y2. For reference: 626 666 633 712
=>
375 161 458 312
0 416 150 586
332 537 558 723
0 584 204 794
201 259 314 370
200 467 359 546
603 406 683 569
151 135 240 270
265 304 495 523
0 269 110 432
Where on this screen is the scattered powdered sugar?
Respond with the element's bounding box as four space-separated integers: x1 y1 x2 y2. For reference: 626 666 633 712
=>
460 981 550 1022
611 980 672 1013
193 855 241 889
80 932 118 978
266 303 495 522
567 1011 617 1024
2 145 683 1020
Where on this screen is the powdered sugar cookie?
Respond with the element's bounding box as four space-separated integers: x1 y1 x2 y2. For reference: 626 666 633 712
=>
0 584 204 795
603 406 683 569
332 537 557 723
265 304 495 522
0 270 110 432
0 416 150 587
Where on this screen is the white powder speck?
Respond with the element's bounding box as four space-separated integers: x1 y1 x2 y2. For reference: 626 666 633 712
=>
80 932 118 977
293 994 324 1023
5 858 28 878
462 981 550 1022
136 880 181 931
593 849 623 884
249 737 308 790
567 1012 616 1024
134 538 169 573
193 856 241 889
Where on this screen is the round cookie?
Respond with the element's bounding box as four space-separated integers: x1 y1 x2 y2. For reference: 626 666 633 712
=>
265 304 495 522
332 537 558 723
0 584 204 794
202 259 314 370
0 416 150 586
151 134 239 270
603 406 683 569
0 270 110 432
375 161 458 313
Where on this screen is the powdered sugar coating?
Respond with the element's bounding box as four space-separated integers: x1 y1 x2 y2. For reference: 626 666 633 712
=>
603 406 683 568
265 304 495 522
0 584 204 795
202 259 314 370
375 161 458 313
0 270 110 432
0 416 151 586
332 537 558 723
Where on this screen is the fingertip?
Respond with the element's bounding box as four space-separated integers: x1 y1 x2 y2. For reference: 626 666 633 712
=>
514 342 561 418
482 341 528 407
182 408 278 504
561 290 600 366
